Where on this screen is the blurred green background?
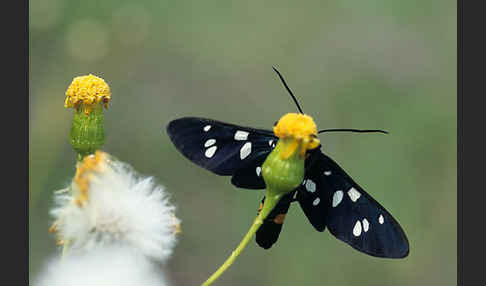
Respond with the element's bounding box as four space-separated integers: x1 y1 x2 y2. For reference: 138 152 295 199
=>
29 0 456 285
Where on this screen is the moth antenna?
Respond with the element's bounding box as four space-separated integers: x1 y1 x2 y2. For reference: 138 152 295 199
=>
318 128 389 135
272 66 304 114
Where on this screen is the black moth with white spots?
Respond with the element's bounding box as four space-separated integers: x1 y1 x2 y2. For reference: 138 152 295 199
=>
167 117 409 258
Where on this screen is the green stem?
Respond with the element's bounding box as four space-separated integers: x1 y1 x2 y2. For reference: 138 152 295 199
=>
201 192 282 286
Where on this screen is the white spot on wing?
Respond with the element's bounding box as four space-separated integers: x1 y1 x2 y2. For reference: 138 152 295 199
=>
313 197 320 206
240 142 252 160
362 218 369 232
203 125 211 132
324 171 332 176
353 220 362 237
234 130 249 141
305 180 316 193
269 140 273 146
204 146 217 158
332 190 343 207
379 214 384 224
256 166 261 177
347 187 361 202
204 139 216 147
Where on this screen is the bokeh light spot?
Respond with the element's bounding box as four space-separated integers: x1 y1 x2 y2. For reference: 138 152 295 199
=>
111 4 151 48
30 0 64 30
65 19 109 62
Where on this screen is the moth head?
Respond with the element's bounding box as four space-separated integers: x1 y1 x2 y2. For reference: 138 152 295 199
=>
273 113 320 158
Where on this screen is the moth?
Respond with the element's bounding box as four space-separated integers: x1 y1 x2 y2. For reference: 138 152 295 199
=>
166 68 409 259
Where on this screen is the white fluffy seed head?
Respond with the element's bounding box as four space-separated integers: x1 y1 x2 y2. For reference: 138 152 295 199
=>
50 151 181 262
35 245 169 286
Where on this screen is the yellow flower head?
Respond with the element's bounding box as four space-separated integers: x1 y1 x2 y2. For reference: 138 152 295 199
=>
273 113 320 157
65 74 111 115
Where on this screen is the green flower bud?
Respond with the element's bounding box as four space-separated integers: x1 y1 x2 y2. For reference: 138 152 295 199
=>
262 138 306 196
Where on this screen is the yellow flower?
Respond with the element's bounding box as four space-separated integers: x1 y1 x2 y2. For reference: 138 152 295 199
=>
65 74 111 159
65 74 111 115
273 113 320 158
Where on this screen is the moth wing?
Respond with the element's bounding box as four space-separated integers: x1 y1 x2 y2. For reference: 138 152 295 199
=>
167 117 277 189
297 150 409 258
255 191 296 249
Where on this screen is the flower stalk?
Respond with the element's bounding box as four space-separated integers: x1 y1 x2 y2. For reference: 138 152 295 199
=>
201 138 307 286
201 113 320 285
41 74 180 285
64 74 111 161
55 74 112 257
201 193 281 286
